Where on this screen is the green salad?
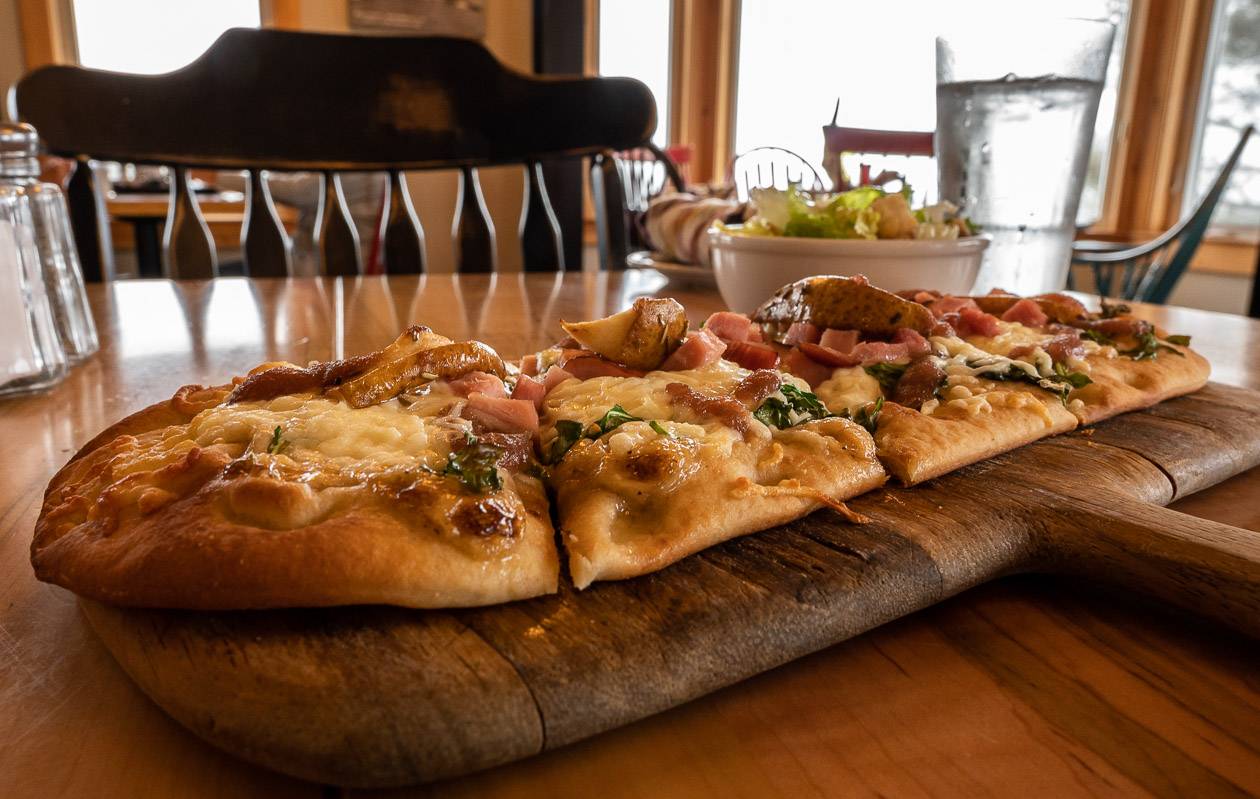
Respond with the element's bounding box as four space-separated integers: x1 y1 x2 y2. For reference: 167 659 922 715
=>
730 185 976 241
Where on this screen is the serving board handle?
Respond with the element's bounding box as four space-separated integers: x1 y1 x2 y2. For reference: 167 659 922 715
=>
1043 491 1260 637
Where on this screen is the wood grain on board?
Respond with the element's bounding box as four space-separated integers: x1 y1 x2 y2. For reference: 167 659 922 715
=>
3 275 1260 798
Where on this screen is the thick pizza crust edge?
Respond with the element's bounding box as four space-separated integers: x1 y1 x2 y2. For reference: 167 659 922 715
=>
553 417 887 589
875 386 1079 485
32 393 560 610
1071 346 1211 425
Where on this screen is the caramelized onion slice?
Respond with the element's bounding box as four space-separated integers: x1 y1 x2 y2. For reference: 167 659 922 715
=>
226 326 505 408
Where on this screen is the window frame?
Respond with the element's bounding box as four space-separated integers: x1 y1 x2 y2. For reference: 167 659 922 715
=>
586 0 1255 276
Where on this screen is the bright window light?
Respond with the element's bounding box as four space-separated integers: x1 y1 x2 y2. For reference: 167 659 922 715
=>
72 0 261 75
734 0 1128 221
598 0 672 146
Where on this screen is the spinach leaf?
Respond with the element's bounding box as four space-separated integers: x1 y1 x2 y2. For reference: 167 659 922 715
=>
443 439 504 493
838 397 883 434
864 362 907 393
546 419 585 464
1122 331 1185 361
1053 361 1094 389
972 359 1089 406
589 404 642 436
266 425 289 455
754 384 832 429
1080 329 1114 346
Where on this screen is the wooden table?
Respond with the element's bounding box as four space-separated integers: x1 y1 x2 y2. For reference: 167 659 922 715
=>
3 273 1258 798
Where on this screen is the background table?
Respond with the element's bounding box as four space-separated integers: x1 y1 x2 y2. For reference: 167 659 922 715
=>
2 273 1258 798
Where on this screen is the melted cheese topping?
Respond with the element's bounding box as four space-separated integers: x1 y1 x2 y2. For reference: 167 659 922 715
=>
815 367 882 413
544 360 793 425
542 360 802 453
188 392 460 471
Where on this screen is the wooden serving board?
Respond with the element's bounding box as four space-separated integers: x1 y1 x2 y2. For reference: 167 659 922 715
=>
79 383 1260 789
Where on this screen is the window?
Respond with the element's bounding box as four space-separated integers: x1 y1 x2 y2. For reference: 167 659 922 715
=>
596 0 672 147
71 0 260 74
732 0 1128 222
1185 0 1260 232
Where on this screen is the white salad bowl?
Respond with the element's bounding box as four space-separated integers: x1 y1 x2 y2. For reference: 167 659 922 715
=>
709 227 990 313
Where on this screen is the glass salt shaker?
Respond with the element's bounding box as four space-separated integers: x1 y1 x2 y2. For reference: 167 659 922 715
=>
0 122 98 361
0 169 66 396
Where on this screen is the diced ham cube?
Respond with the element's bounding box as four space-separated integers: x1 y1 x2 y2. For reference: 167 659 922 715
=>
891 327 930 357
662 328 727 371
818 328 859 353
956 306 1002 337
509 374 546 411
519 354 540 377
704 311 756 342
786 347 843 387
1001 298 1049 328
798 341 860 368
783 322 821 345
541 365 575 392
463 392 539 433
723 341 780 370
447 371 507 398
929 295 980 317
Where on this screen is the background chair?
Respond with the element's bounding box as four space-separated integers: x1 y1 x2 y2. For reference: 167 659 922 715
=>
13 28 655 280
590 142 685 269
1069 125 1254 303
729 146 827 200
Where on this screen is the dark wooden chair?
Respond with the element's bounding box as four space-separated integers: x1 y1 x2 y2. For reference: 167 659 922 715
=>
590 142 685 269
13 28 655 280
1070 125 1254 303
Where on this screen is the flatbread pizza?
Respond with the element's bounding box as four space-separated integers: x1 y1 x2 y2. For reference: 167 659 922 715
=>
520 297 885 588
902 290 1210 425
701 276 1078 484
32 327 559 609
31 278 1211 610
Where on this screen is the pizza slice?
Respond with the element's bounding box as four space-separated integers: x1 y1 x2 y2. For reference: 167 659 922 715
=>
32 326 559 610
902 290 1211 425
700 275 1080 485
521 298 886 589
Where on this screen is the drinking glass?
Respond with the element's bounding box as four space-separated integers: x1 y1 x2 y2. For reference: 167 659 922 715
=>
936 19 1115 294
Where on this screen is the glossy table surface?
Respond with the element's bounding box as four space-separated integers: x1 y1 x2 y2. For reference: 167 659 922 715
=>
3 273 1258 799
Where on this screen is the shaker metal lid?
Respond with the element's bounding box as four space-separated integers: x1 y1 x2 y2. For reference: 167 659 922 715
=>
0 122 40 178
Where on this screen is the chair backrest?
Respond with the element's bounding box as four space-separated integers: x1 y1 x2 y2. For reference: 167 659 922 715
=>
1071 124 1254 303
729 146 827 201
821 123 935 191
13 28 655 280
590 142 685 267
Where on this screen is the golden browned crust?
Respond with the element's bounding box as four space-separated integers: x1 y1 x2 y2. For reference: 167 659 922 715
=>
1070 345 1211 425
551 417 886 588
32 392 559 610
875 384 1079 485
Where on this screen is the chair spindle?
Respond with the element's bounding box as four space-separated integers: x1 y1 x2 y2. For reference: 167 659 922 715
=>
591 152 628 271
520 161 565 272
163 167 217 279
315 172 361 276
241 170 291 277
453 166 496 273
380 169 425 274
66 158 115 282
